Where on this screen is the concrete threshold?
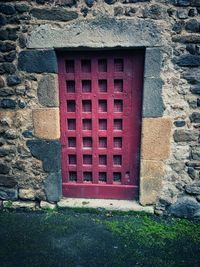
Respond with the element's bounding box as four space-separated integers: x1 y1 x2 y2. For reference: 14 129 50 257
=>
58 198 154 214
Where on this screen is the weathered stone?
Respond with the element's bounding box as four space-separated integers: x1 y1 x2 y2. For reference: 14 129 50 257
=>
172 21 185 33
0 87 13 97
191 87 200 94
18 50 57 73
142 78 164 117
175 55 200 67
0 147 16 157
37 75 59 107
172 34 200 43
188 8 198 16
7 75 21 86
44 172 61 202
4 201 36 209
22 130 33 138
0 163 10 174
174 120 185 127
0 4 16 15
105 0 116 4
0 42 16 52
0 99 16 109
31 8 78 21
4 51 16 62
188 167 199 179
140 160 164 205
0 15 7 26
0 187 17 200
27 17 161 49
169 196 200 219
15 4 29 13
33 108 60 140
54 0 77 7
80 7 88 17
1 63 16 74
4 129 18 140
85 0 95 7
175 0 190 6
124 7 136 16
141 118 172 160
191 147 200 160
40 201 57 209
190 112 200 122
174 129 199 142
186 44 196 55
185 183 200 195
197 98 200 106
185 19 200 33
0 175 17 187
144 48 161 78
114 6 123 16
143 4 165 20
177 9 188 19
19 188 35 200
27 140 61 172
191 0 200 6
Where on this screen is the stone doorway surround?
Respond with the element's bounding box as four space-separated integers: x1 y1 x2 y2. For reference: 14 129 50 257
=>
22 16 172 205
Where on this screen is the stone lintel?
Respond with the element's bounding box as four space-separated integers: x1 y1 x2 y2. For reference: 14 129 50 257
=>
27 17 161 49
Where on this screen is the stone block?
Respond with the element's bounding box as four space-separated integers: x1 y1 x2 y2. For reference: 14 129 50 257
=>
175 55 200 67
0 175 17 187
19 188 35 200
44 172 62 202
142 78 164 118
31 8 78 21
185 182 200 195
191 147 200 160
173 129 199 142
33 108 60 140
140 160 164 205
169 196 200 219
190 112 200 123
141 118 172 160
37 75 59 107
18 50 57 73
0 187 17 200
27 140 61 172
144 48 161 78
0 163 10 174
40 201 57 209
4 201 36 209
27 17 161 49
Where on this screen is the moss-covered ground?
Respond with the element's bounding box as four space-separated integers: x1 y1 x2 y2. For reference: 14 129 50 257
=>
0 208 199 267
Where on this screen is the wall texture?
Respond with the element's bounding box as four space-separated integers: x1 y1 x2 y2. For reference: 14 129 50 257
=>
0 0 200 219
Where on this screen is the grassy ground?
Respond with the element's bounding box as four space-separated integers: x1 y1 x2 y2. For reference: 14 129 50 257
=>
0 208 199 267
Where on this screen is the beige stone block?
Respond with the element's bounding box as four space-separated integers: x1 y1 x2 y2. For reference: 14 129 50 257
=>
140 160 165 205
4 201 36 209
141 118 172 160
33 108 60 140
19 188 35 200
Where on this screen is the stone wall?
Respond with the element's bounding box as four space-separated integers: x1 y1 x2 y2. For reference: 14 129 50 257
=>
0 0 200 219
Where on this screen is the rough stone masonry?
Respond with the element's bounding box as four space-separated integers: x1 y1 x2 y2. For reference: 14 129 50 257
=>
0 0 200 220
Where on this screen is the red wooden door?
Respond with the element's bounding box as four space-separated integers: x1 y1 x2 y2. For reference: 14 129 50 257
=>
58 50 144 200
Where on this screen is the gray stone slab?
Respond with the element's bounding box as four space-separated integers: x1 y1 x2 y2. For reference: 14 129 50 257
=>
0 187 17 200
144 48 162 78
44 172 62 202
37 75 59 107
27 16 162 49
142 77 164 118
18 49 58 73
